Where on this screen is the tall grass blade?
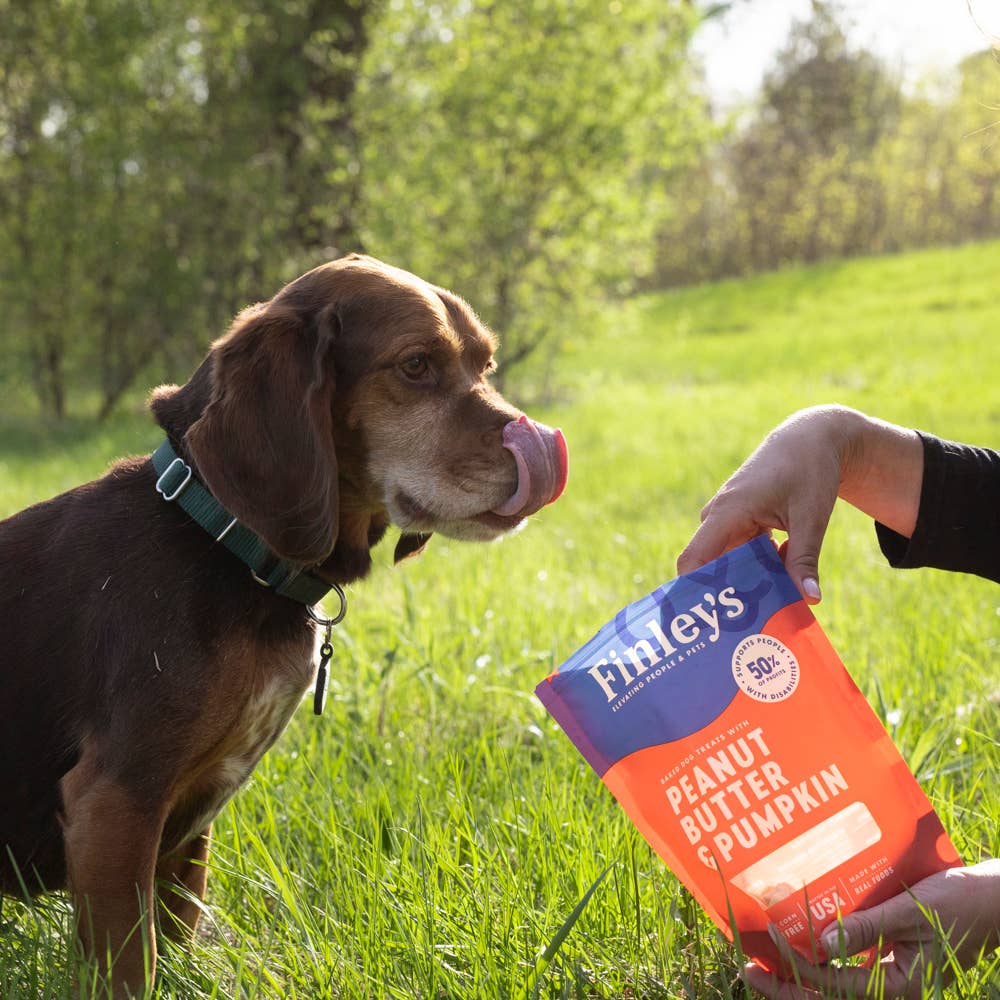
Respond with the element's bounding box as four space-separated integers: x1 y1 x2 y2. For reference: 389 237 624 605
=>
520 863 614 1000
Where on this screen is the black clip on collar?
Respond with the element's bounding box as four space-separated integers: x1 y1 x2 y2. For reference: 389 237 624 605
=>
308 583 346 716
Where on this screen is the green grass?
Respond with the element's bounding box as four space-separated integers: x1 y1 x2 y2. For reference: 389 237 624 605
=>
2 239 1000 998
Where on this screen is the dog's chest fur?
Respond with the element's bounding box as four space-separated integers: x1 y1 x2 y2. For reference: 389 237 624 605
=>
161 644 315 853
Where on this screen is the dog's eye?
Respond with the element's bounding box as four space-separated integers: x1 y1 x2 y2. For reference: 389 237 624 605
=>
400 354 430 381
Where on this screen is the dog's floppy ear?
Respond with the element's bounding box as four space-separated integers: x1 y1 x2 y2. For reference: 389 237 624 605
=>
394 531 432 564
184 301 339 565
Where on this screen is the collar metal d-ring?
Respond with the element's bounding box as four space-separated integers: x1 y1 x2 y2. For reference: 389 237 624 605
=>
307 582 347 628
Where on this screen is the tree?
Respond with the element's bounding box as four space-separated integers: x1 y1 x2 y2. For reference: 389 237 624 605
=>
356 0 707 387
760 1 901 158
0 0 382 420
654 0 913 282
735 0 902 266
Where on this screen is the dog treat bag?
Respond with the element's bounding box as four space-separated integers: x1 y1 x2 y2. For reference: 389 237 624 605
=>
536 536 960 970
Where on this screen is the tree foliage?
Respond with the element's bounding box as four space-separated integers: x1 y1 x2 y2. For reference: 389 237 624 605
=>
0 0 706 418
2 0 997 418
0 0 380 419
357 0 704 384
656 1 1000 285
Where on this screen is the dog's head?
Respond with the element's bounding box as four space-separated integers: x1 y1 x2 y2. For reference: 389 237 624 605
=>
151 254 567 582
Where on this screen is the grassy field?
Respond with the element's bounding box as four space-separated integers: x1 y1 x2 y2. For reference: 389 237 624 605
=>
1 240 999 998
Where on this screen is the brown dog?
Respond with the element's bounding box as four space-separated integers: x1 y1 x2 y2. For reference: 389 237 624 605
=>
0 254 567 996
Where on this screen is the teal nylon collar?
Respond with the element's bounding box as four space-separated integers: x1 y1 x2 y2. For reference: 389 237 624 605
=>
151 439 337 609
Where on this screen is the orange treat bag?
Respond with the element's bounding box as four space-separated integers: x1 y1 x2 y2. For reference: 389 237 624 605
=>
536 536 960 969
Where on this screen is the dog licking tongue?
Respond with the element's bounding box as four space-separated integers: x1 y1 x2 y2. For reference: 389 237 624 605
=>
492 415 569 518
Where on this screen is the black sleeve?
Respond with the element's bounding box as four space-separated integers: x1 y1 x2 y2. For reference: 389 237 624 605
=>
875 432 1000 584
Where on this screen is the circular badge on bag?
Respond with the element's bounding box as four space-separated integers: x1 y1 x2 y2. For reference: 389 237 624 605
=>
731 634 800 702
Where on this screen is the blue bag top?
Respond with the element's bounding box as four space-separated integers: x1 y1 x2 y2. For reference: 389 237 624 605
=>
535 536 801 776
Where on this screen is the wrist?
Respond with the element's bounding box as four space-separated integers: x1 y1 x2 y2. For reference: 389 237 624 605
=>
834 409 923 537
782 404 868 493
827 406 870 496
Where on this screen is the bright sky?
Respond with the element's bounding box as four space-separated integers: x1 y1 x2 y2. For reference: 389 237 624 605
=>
693 0 999 106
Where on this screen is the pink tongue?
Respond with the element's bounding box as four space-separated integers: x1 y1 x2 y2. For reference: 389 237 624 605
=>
492 415 569 518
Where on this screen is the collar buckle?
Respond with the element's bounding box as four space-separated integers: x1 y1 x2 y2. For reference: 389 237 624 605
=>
155 456 193 502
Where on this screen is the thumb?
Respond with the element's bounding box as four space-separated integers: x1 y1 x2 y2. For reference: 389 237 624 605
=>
821 894 912 958
821 909 880 958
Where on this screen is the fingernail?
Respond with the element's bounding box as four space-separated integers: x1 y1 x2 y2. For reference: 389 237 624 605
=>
802 577 822 602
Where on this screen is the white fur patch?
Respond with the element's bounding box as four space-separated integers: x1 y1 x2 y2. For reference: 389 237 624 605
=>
168 652 313 846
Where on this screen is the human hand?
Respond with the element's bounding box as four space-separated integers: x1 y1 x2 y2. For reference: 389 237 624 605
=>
677 407 853 603
676 406 922 604
742 860 1000 999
